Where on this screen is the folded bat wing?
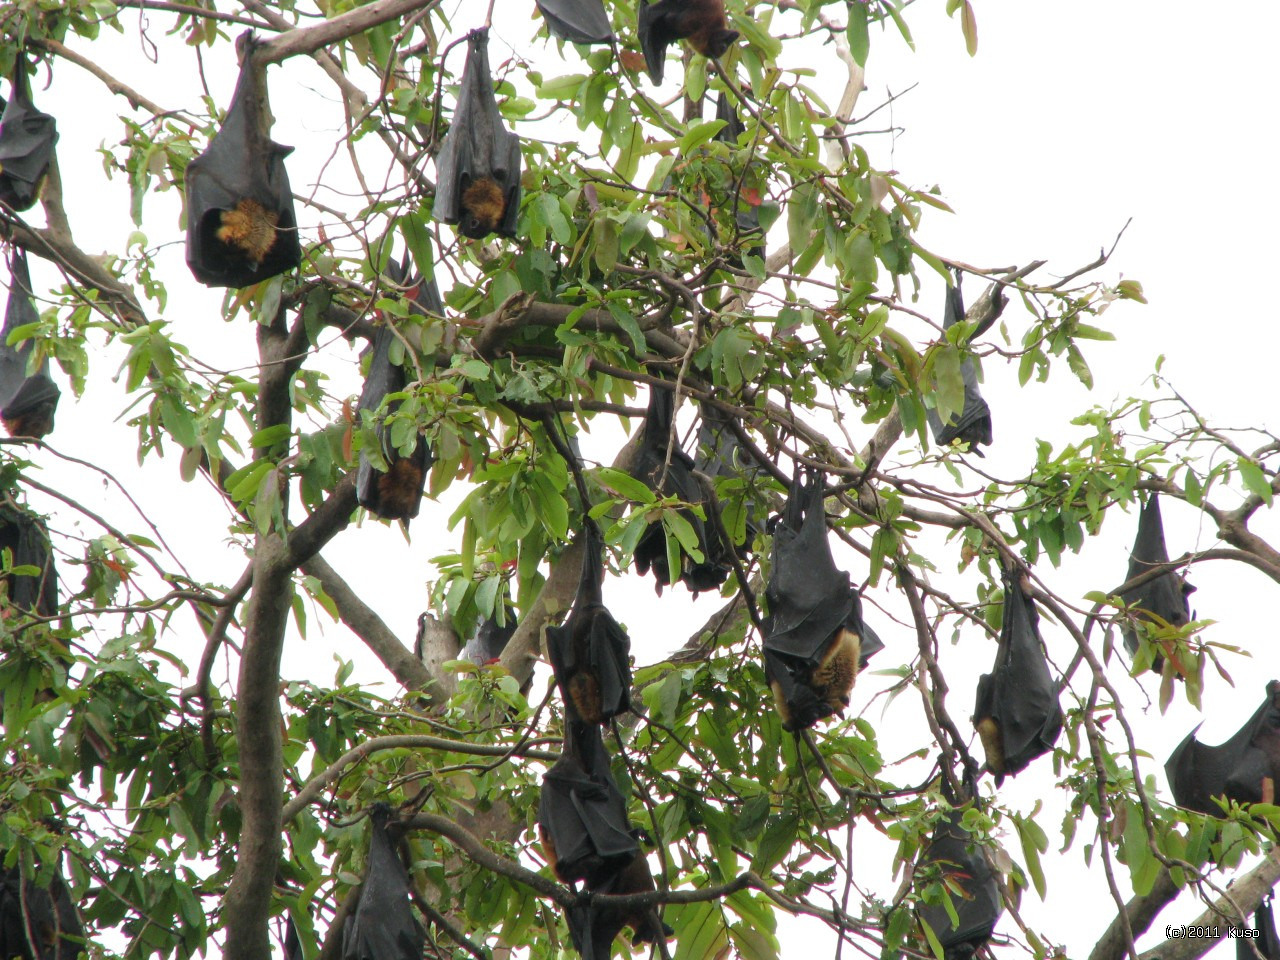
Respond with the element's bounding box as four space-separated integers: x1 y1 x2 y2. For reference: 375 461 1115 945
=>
0 503 58 617
0 852 84 960
1 249 59 439
1240 897 1280 960
0 59 58 212
539 722 639 887
355 318 433 523
916 812 1003 960
433 29 522 239
631 387 728 594
712 93 765 261
927 273 992 454
972 568 1063 781
536 0 614 43
185 34 301 288
1167 681 1280 816
342 805 424 960
636 1 674 85
1120 493 1194 661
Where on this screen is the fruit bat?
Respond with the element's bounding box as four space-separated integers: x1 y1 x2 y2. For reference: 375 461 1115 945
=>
1119 493 1195 668
354 309 434 523
341 804 424 960
630 386 729 595
712 92 764 263
636 0 740 85
0 58 58 213
184 32 301 288
915 811 1003 960
1 250 59 439
538 719 639 887
536 0 613 44
926 271 992 455
1166 681 1280 817
433 29 522 240
0 502 58 618
1239 897 1280 960
693 402 758 551
564 851 674 960
762 467 882 732
0 852 84 960
461 607 517 666
546 525 633 725
972 567 1063 783
383 252 444 320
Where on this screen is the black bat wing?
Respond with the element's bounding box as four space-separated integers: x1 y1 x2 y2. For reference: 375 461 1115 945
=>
0 856 84 960
433 29 522 239
461 606 518 664
342 805 423 960
856 595 886 667
0 60 58 213
536 0 614 44
928 272 992 453
539 723 638 886
978 569 1063 779
916 812 1002 959
762 468 852 664
1120 493 1194 658
1242 897 1280 960
1 250 60 438
712 93 764 259
184 36 300 288
636 0 676 84
1167 682 1280 815
355 323 432 521
694 402 760 547
285 916 304 960
0 504 58 617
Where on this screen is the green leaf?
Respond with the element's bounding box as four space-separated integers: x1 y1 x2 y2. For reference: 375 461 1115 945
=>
961 1 978 55
847 1 870 66
1237 457 1273 506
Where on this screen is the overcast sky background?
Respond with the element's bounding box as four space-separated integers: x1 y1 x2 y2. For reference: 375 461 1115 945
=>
9 1 1280 957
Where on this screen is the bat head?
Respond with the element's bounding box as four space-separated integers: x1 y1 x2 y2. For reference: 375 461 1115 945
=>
704 28 740 59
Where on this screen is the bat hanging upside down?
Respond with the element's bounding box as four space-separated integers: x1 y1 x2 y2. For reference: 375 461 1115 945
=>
637 0 740 85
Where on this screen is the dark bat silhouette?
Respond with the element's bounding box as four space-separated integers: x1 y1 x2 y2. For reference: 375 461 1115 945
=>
926 271 992 455
762 467 883 731
972 567 1063 783
915 811 1003 960
354 280 434 522
538 720 639 887
1120 493 1195 671
536 0 613 44
693 401 759 551
1239 896 1280 960
712 92 764 263
636 0 739 84
631 386 729 595
0 57 58 213
0 852 84 960
383 252 445 320
184 33 301 288
433 29 522 240
341 804 424 960
546 525 633 724
1 250 59 439
564 850 674 959
284 916 304 960
1166 681 1280 816
0 502 58 618
461 607 517 665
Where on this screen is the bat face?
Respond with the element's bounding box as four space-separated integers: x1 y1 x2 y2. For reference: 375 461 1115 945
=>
971 568 1063 783
0 60 58 213
1167 680 1280 816
927 272 993 455
637 0 739 85
354 320 433 523
535 0 613 44
433 29 522 240
538 721 639 887
547 527 634 724
2 250 60 441
631 387 731 595
763 468 880 731
184 34 301 288
342 804 424 960
0 854 83 960
915 811 1003 960
0 503 59 618
1120 494 1195 670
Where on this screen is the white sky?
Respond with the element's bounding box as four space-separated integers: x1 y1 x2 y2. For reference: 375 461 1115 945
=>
10 1 1280 958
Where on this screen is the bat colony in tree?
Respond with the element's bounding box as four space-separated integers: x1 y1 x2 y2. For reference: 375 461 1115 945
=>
0 1 1267 959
